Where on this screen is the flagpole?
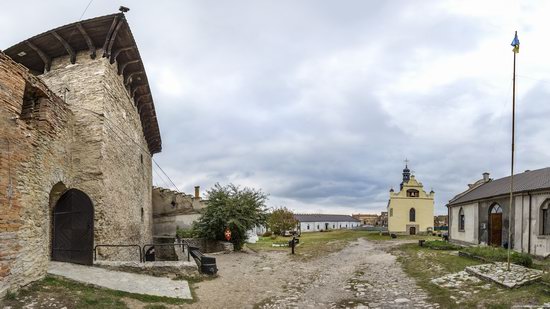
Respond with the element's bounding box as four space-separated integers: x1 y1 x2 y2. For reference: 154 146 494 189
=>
507 30 517 272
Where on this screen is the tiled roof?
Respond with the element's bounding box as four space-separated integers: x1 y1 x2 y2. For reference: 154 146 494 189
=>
294 214 360 222
448 167 550 206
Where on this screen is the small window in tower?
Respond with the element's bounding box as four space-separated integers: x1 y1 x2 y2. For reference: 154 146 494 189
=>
141 207 144 222
407 189 419 197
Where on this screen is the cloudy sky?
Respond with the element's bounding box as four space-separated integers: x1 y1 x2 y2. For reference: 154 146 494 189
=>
2 1 550 215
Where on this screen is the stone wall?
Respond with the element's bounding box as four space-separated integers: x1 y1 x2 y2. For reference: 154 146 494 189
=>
40 51 154 260
0 48 159 295
0 53 73 295
152 187 205 237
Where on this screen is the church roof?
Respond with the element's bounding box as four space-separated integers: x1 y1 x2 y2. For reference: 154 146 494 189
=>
3 13 161 154
448 167 550 206
294 214 360 222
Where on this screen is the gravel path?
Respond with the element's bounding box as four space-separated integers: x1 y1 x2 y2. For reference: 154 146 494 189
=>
190 238 438 309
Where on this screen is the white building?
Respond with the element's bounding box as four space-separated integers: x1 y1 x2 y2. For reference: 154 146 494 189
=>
448 168 550 258
294 214 361 233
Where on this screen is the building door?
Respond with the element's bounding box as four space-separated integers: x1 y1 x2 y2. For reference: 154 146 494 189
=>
52 189 94 265
489 204 503 247
325 223 329 230
409 226 416 235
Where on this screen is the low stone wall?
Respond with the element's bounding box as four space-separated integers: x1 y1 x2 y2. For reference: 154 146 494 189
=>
93 260 199 279
182 238 234 253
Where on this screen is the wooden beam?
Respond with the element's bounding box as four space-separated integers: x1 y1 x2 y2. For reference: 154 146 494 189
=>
76 23 96 59
102 15 120 57
51 31 76 64
124 71 144 86
135 93 150 106
106 20 124 59
131 84 147 98
25 40 51 72
118 59 140 75
110 46 135 64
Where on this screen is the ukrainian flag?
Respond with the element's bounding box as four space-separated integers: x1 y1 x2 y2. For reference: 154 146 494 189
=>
511 32 520 53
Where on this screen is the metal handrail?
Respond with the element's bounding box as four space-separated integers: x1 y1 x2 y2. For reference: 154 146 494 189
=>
93 244 142 262
142 242 187 262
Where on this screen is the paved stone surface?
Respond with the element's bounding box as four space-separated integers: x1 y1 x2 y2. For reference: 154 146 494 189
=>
465 262 543 288
47 261 192 299
187 238 438 308
430 270 481 289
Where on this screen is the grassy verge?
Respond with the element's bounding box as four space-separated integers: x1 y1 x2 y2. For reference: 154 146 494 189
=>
460 246 533 267
246 229 440 260
0 275 194 309
394 243 550 308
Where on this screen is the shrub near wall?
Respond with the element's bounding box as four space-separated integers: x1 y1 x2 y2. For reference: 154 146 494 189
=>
460 246 533 267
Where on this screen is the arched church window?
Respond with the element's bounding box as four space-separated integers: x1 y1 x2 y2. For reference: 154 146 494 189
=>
541 203 550 235
490 204 503 213
407 189 419 197
409 208 416 222
459 207 465 231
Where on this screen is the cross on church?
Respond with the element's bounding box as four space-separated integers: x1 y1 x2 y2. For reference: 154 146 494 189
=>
404 158 409 167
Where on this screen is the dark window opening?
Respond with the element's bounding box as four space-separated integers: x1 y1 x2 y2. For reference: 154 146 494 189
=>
141 207 144 222
307 224 310 230
459 207 465 231
542 204 550 235
409 208 416 222
21 82 46 120
407 189 419 197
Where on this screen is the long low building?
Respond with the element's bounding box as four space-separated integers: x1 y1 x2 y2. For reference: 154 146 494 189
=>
294 214 361 233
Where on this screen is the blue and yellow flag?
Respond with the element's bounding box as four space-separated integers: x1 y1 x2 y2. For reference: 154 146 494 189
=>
511 32 520 53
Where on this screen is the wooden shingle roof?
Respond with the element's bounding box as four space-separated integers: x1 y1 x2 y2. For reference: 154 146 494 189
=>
3 13 161 154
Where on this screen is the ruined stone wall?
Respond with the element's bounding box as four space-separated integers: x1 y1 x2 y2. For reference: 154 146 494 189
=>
40 51 154 260
152 187 205 236
0 53 73 295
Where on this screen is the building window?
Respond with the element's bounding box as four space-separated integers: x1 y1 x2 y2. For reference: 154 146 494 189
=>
407 189 419 197
332 224 335 228
317 225 319 229
541 203 550 235
307 224 310 230
141 207 144 222
459 207 465 231
409 208 416 222
390 208 393 217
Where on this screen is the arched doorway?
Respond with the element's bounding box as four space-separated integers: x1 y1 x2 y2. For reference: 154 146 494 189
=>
52 189 94 265
409 226 416 235
489 203 503 247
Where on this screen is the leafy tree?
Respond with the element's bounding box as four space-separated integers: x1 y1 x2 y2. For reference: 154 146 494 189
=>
193 183 268 250
268 207 297 235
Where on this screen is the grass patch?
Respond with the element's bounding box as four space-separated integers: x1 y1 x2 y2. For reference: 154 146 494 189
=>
394 243 550 308
1 275 194 308
460 246 533 267
246 230 440 260
424 240 462 250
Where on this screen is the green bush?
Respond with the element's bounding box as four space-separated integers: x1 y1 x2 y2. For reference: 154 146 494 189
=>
461 246 533 267
424 240 461 250
192 183 268 251
176 227 196 239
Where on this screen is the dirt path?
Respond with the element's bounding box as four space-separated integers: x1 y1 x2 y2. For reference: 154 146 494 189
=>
189 238 438 309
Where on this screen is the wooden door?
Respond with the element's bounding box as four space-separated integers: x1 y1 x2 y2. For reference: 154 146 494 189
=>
490 213 502 246
409 226 416 235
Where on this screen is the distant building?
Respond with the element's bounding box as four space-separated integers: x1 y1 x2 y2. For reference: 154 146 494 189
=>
294 214 361 233
434 215 448 228
378 212 388 227
387 164 435 235
448 168 550 258
352 213 379 226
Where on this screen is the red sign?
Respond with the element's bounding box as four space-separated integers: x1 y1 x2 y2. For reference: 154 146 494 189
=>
224 227 232 241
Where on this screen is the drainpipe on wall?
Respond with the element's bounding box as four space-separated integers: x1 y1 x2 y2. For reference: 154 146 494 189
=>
528 192 532 254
